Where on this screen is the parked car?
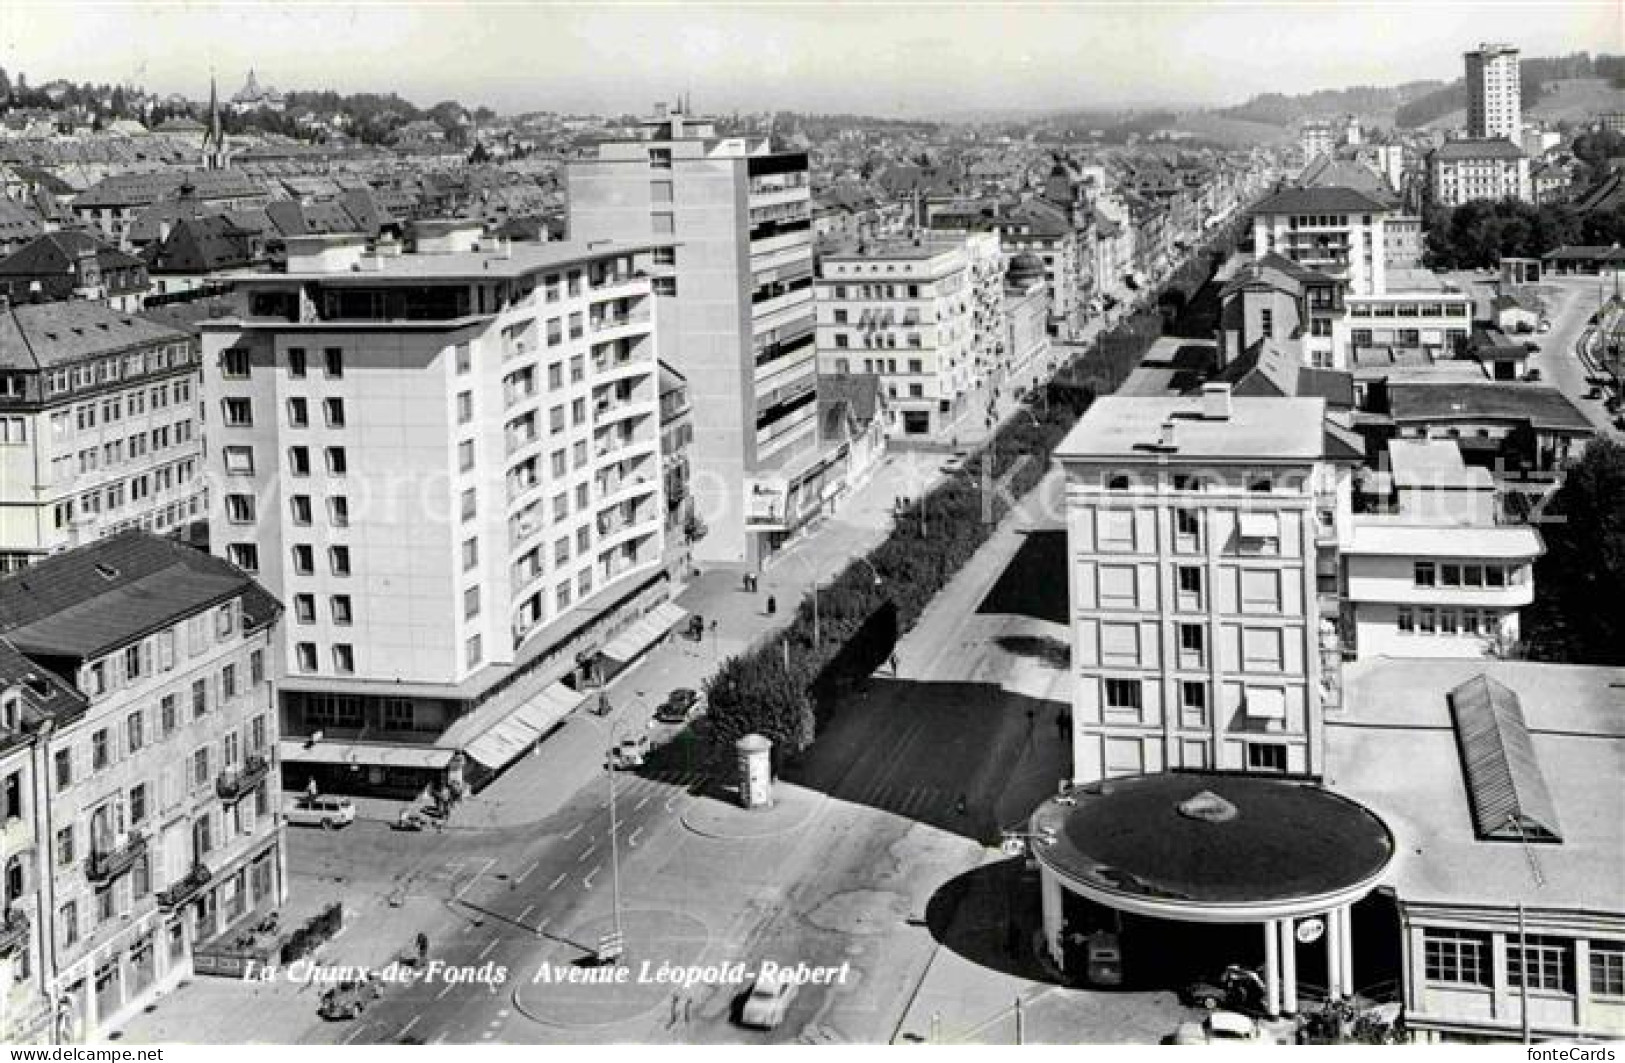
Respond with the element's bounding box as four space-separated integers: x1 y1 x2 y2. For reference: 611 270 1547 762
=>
1587 386 1604 400
738 970 798 1029
1522 341 1540 354
940 451 970 475
606 735 649 770
1170 1011 1274 1045
286 794 357 830
655 687 703 723
1524 368 1542 382
1537 319 1552 334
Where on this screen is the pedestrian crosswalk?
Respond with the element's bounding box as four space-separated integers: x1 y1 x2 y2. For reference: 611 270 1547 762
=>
836 781 960 820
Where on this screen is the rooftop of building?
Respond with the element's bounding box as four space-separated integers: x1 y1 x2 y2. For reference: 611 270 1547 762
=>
0 637 88 743
1385 438 1494 489
819 237 966 262
1370 268 1463 294
1432 138 1527 161
1055 392 1328 464
0 530 279 662
229 236 676 285
0 299 189 372
0 229 146 277
1387 381 1594 433
1330 657 1625 913
1344 519 1542 558
1031 772 1395 909
1206 339 1355 409
1251 186 1394 216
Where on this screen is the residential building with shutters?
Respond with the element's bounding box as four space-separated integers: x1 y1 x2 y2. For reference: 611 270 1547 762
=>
0 531 283 1042
1055 385 1349 782
201 227 680 797
0 299 206 573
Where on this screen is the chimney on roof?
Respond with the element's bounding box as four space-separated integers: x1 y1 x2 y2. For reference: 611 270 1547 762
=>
1201 382 1232 421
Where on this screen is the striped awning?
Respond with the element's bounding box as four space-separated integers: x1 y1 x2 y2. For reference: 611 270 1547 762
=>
278 740 454 770
1448 675 1562 843
462 681 586 772
599 602 687 666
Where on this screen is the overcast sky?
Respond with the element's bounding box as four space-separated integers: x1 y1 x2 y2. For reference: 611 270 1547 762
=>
1 1 1617 117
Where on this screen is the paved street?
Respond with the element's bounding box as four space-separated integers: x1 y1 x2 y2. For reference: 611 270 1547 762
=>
117 461 1188 1046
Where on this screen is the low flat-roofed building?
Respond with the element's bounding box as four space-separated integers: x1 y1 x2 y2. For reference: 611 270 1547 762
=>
1470 326 1533 381
1387 382 1594 473
1330 657 1625 1042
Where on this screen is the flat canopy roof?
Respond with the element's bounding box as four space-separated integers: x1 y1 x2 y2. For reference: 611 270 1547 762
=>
1032 772 1394 919
1054 395 1327 463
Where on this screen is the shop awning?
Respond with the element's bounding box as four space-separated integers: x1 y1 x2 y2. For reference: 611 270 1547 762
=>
461 681 587 773
278 740 455 770
599 601 687 666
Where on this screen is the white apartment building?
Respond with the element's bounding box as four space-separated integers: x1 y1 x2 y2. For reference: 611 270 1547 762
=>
0 300 206 572
1055 386 1344 782
1342 441 1542 659
1300 120 1336 161
1465 42 1522 141
1336 282 1475 367
1 646 55 1042
202 228 676 797
1428 140 1531 207
0 531 284 1042
815 234 1000 439
568 108 818 565
1251 187 1392 298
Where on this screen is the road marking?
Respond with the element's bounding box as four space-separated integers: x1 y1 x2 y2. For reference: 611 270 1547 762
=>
461 922 476 934
634 795 651 811
583 865 600 889
518 903 535 922
399 1017 420 1038
342 1024 369 1044
664 791 684 812
564 823 582 840
498 1009 511 1019
452 857 496 903
628 826 643 848
515 859 540 884
535 917 550 937
478 937 499 960
577 843 596 862
436 982 456 1001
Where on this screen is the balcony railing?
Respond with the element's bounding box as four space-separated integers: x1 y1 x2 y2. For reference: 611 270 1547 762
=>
216 754 271 802
86 830 147 884
156 863 213 910
0 908 29 957
589 311 652 335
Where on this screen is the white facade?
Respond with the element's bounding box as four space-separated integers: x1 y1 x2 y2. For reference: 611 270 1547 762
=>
1056 389 1337 783
1252 204 1388 297
0 307 206 572
1465 42 1521 141
815 236 997 439
1429 149 1531 208
201 236 667 700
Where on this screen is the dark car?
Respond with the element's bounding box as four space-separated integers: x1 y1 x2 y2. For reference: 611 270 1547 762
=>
655 687 703 723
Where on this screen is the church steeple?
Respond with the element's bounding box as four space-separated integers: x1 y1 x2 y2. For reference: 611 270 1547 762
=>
205 73 227 170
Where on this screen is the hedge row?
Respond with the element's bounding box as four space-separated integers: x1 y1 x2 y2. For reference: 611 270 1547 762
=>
703 395 1085 762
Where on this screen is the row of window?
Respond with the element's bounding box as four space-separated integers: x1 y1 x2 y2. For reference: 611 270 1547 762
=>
56 794 269 953
1347 302 1471 319
53 421 196 482
294 642 356 674
43 343 193 399
1396 607 1502 637
55 666 264 799
55 381 194 436
830 333 928 351
78 604 243 699
1422 929 1624 997
1413 561 1522 589
220 445 347 478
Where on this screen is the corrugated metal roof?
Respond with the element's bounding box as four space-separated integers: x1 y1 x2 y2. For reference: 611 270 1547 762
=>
1448 674 1563 843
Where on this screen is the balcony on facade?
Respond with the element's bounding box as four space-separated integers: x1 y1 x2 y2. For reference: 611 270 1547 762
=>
155 863 212 910
86 830 148 885
216 754 271 802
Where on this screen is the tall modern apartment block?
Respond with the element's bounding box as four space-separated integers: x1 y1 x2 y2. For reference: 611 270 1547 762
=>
568 109 817 564
1056 386 1344 783
200 226 674 795
1465 42 1521 141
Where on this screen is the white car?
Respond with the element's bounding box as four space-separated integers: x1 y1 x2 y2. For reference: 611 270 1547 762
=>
738 970 798 1029
940 451 970 475
286 794 356 830
1171 1011 1275 1045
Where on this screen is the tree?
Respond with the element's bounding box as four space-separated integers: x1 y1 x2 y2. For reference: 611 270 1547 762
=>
1520 437 1625 664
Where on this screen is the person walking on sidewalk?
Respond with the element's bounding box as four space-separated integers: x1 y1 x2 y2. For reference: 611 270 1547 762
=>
766 595 776 616
889 652 900 676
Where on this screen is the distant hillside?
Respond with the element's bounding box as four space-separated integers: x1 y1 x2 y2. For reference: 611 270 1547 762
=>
1416 78 1625 132
1217 52 1625 132
1216 81 1443 127
1170 112 1296 147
